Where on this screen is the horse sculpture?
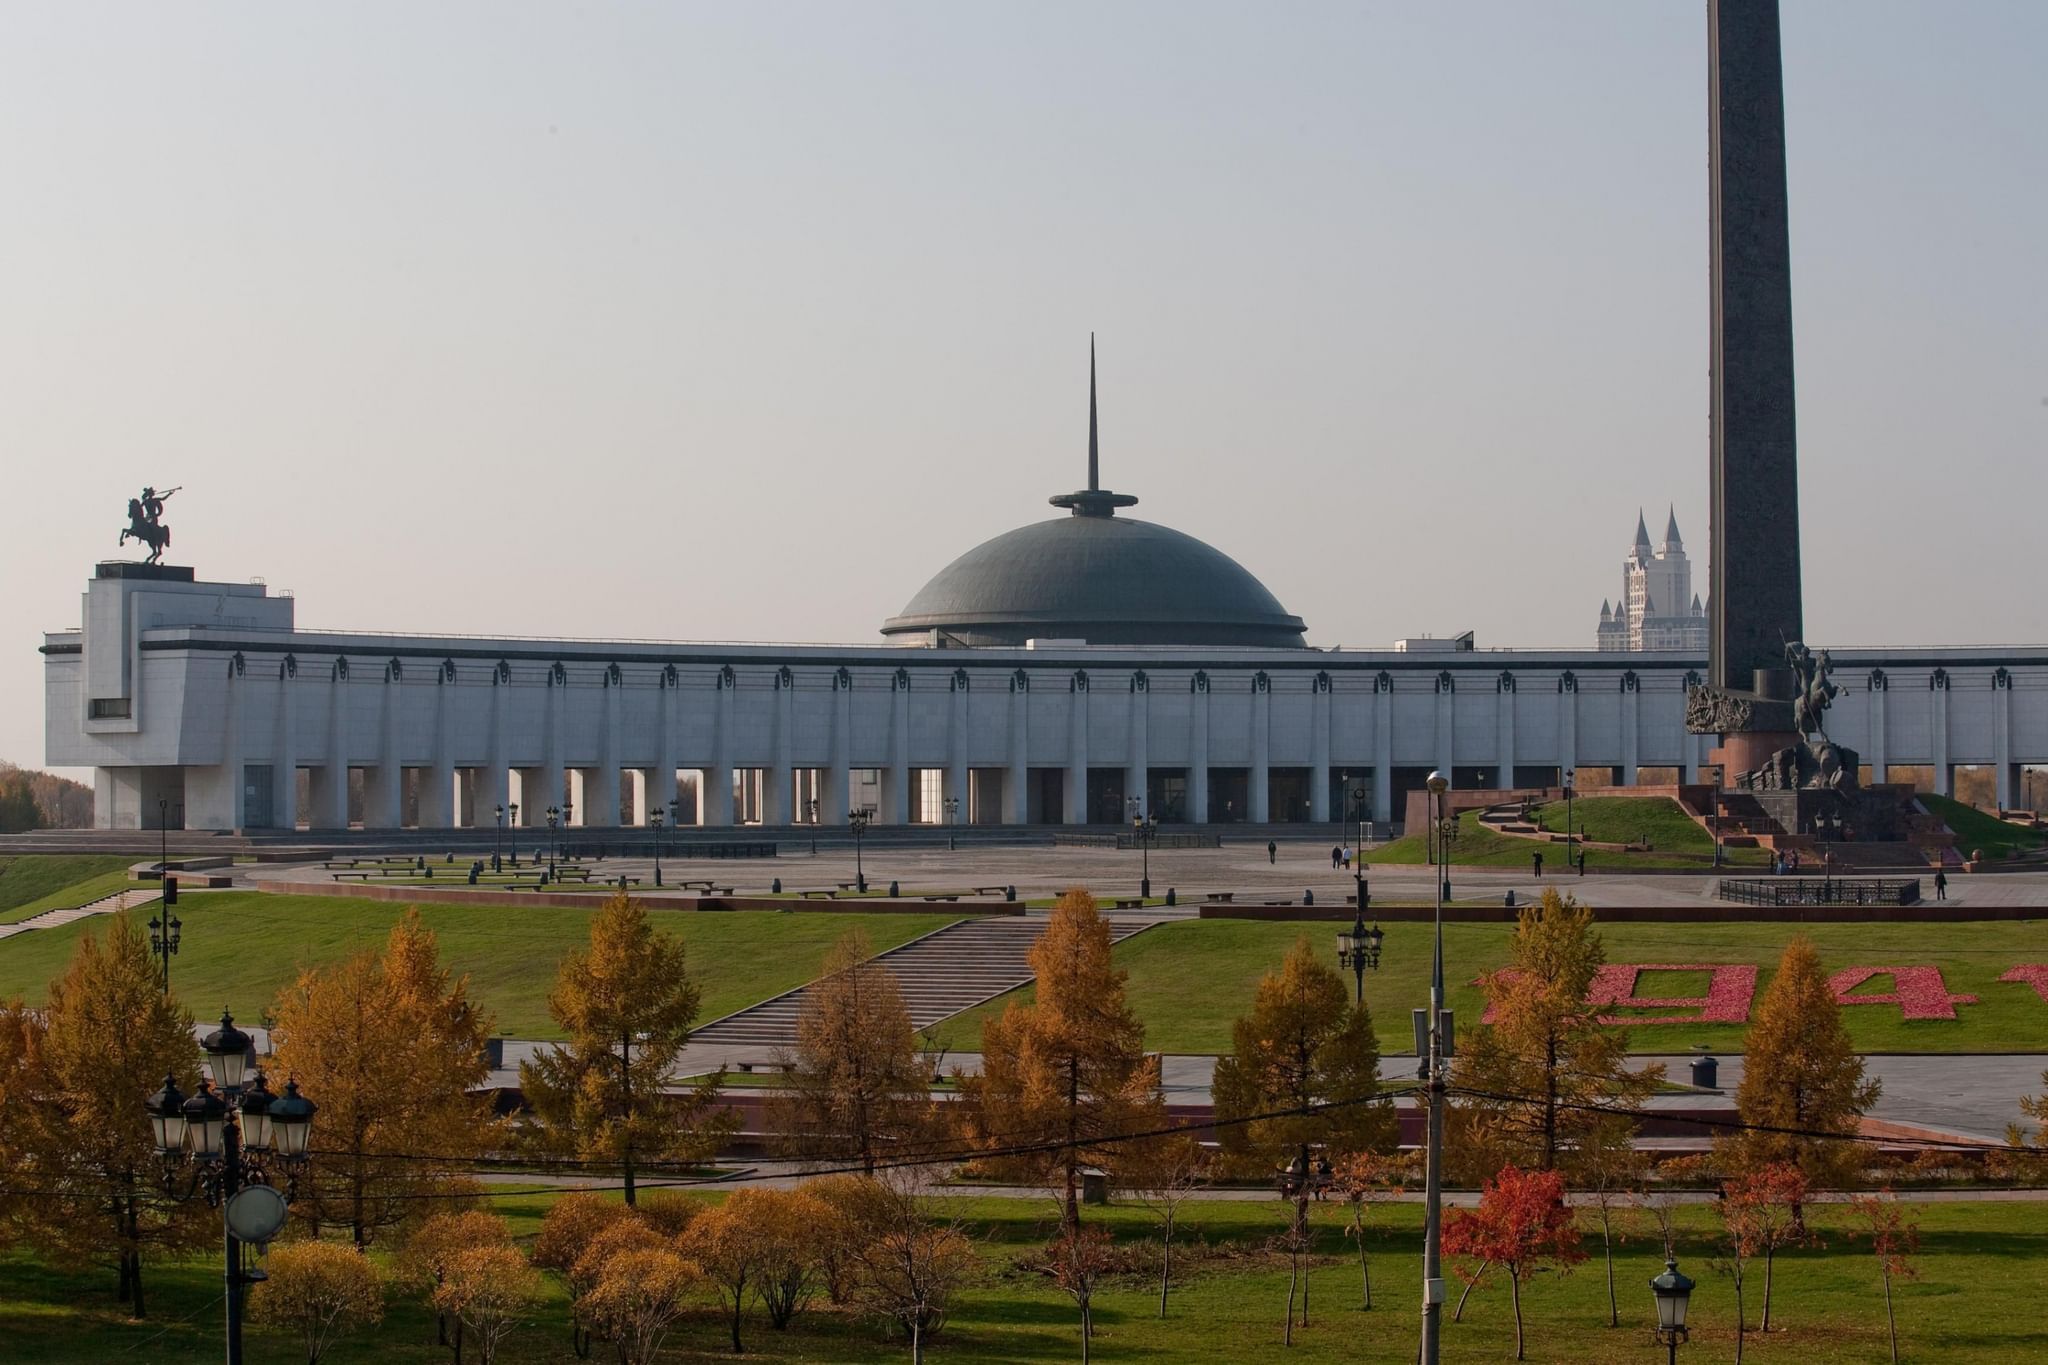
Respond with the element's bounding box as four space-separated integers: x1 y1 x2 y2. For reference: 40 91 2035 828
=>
1788 641 1839 740
120 497 171 564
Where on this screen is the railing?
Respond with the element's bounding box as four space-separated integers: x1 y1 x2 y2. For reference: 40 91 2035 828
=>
1053 833 1223 851
1717 877 1920 907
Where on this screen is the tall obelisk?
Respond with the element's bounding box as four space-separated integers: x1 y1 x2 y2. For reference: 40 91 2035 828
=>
1706 0 1801 692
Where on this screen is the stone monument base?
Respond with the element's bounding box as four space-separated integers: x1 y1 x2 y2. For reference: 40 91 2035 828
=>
1709 730 1802 784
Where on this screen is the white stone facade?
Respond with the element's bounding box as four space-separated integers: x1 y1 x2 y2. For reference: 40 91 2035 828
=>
1598 509 1708 653
43 569 2048 830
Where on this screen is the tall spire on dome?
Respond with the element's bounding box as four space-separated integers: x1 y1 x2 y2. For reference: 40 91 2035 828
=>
1050 334 1138 518
1664 504 1683 549
1634 508 1652 551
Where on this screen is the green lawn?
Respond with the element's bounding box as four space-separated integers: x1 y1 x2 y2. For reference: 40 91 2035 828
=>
1372 805 1768 870
1 1192 2041 1362
0 854 142 924
0 893 963 1037
930 916 2048 1055
1924 793 2046 860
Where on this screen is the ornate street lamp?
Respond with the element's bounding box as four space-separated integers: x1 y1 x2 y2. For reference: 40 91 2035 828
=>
1335 909 1384 1004
507 802 520 865
148 908 181 995
1650 1256 1695 1364
147 1010 317 1365
807 797 821 856
849 806 873 893
649 805 665 887
1418 770 1455 1364
1562 768 1577 875
545 805 561 880
1126 798 1157 898
493 802 505 872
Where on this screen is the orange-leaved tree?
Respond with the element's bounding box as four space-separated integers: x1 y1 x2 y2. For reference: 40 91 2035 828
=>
1211 933 1392 1332
577 1245 701 1365
954 889 1160 1232
273 909 497 1247
1850 1189 1920 1365
30 914 208 1316
1727 936 1879 1225
396 1210 512 1355
1716 1161 1813 1359
532 1193 640 1357
1441 1164 1585 1362
1329 1149 1414 1312
432 1245 543 1365
773 927 929 1173
520 892 731 1205
248 1241 384 1365
1451 892 1662 1180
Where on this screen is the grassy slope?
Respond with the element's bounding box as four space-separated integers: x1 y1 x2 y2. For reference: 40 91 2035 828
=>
1371 802 1767 869
0 893 960 1037
0 855 140 923
931 915 2048 1055
1 1194 2042 1363
1924 792 2047 860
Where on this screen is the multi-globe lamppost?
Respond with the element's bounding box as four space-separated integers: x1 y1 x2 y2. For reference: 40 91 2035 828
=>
148 901 181 996
849 806 873 893
1416 770 1457 1365
1335 909 1383 1005
649 804 665 886
1125 798 1157 899
145 1010 317 1365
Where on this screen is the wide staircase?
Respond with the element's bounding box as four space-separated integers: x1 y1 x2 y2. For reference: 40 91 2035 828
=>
689 913 1163 1050
0 887 162 941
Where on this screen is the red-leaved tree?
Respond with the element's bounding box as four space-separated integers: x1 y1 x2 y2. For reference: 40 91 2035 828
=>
1715 1162 1814 1364
1850 1190 1920 1365
1441 1165 1585 1361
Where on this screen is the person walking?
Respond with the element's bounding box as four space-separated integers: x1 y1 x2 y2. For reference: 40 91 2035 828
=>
1341 844 1352 870
1267 839 1277 865
1330 844 1341 869
1935 868 1948 901
1531 850 1544 878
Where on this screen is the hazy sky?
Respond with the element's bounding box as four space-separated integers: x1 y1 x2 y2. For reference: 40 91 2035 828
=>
5 2 2045 775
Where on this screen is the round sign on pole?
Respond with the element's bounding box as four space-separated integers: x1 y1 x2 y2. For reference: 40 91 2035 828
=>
225 1184 289 1245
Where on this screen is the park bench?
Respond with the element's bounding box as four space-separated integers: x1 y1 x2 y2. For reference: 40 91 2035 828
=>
971 885 1010 896
834 880 863 891
1111 897 1146 909
1259 898 1296 907
677 879 721 891
1203 891 1234 903
919 894 961 903
797 889 839 900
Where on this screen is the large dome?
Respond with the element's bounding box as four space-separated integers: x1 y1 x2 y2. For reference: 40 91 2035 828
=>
882 508 1307 649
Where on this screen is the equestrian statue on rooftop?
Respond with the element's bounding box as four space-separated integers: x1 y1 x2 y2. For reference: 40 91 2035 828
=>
119 485 179 565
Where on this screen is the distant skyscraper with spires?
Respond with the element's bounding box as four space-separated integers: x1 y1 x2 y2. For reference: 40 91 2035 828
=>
1596 508 1708 652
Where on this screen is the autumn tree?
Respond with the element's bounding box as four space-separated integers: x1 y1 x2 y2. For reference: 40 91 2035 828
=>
521 893 730 1205
839 1172 978 1364
1441 1165 1585 1362
1574 1119 1648 1328
272 909 496 1247
1212 934 1392 1332
433 1245 544 1365
29 914 208 1316
1329 1150 1412 1312
532 1193 639 1357
1850 1189 1921 1365
249 1241 384 1364
1127 1133 1209 1317
954 889 1161 1231
1728 937 1880 1224
773 927 929 1172
1045 1222 1116 1363
1715 1161 1812 1359
1451 892 1662 1181
2004 1067 2048 1180
682 1188 825 1351
398 1210 511 1356
0 1000 50 1253
578 1247 700 1365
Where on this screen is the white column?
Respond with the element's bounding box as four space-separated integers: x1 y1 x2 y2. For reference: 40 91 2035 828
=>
1559 675 1580 787
364 661 403 829
888 669 911 825
1249 672 1271 823
1189 673 1211 823
1932 673 1952 796
767 668 795 825
1495 676 1515 791
1621 674 1640 785
1372 675 1392 825
704 668 734 827
1433 674 1454 785
1994 671 2014 808
420 662 457 828
1064 671 1089 825
538 664 567 819
1125 671 1150 820
826 668 852 824
275 657 300 832
482 665 511 825
946 669 970 826
215 656 247 830
585 666 622 827
653 667 681 823
1004 670 1028 824
1309 673 1331 821
1868 673 1889 782
313 661 352 828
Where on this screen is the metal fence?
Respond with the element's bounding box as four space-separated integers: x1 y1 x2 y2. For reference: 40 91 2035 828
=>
1716 877 1920 907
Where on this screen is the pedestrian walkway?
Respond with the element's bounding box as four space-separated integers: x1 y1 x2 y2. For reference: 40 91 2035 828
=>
687 912 1163 1050
0 887 160 940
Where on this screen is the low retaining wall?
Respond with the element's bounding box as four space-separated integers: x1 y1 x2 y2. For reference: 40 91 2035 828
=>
257 879 1022 916
1202 901 2045 924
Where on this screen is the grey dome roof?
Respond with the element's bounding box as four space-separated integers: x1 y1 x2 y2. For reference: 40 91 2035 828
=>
881 511 1307 649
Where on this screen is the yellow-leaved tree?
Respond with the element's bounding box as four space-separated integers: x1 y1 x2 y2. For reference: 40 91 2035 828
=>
773 927 929 1173
1727 936 1880 1225
31 913 209 1316
954 889 1161 1232
520 892 731 1204
272 909 497 1247
248 1241 383 1365
1450 891 1662 1180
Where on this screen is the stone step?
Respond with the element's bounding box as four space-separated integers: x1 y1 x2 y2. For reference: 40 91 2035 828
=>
0 888 160 941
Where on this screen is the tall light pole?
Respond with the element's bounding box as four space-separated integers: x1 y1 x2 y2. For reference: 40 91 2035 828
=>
493 803 504 872
545 805 560 881
1562 768 1577 875
944 795 959 851
1126 797 1156 899
1335 909 1383 1005
1417 770 1455 1364
507 802 519 865
649 805 665 887
849 806 872 893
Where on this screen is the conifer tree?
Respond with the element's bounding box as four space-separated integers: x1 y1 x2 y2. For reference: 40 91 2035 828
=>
1451 891 1662 1179
773 927 928 1172
521 892 731 1204
273 909 497 1246
30 913 208 1316
955 889 1159 1232
1728 936 1880 1221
